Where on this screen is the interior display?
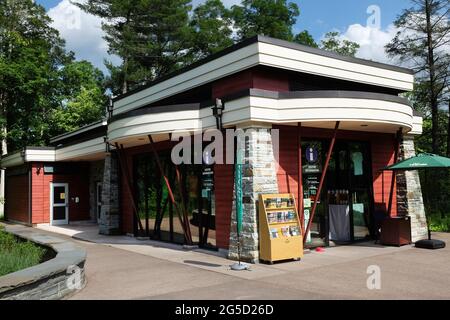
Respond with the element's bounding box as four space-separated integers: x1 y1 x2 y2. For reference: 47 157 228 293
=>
329 205 351 242
259 194 304 263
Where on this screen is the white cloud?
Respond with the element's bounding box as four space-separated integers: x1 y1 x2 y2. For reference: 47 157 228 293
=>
48 0 120 73
338 23 399 64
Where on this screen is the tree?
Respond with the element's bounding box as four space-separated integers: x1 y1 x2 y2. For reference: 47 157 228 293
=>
49 61 107 136
190 0 234 60
293 30 360 57
230 0 300 41
76 0 194 95
386 0 450 154
293 30 318 48
0 0 69 153
320 31 360 57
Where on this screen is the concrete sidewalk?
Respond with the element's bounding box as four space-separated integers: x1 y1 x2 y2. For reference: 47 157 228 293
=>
35 223 450 299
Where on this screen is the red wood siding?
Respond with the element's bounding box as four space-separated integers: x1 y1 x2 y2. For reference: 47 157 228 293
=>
5 174 29 223
212 67 290 99
371 136 398 216
214 164 233 249
31 163 90 224
274 125 397 217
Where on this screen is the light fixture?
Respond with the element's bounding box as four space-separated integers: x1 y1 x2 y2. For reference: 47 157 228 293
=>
361 124 369 127
212 98 224 130
107 96 114 120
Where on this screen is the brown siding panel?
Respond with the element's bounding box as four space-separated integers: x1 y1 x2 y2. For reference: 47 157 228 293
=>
5 174 29 223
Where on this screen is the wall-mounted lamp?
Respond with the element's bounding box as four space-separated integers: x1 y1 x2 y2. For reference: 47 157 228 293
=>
212 98 224 131
107 97 114 120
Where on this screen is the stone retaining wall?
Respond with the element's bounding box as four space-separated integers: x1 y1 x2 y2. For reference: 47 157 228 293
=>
0 224 86 300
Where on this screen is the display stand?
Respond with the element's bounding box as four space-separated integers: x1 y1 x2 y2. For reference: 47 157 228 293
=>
259 194 304 263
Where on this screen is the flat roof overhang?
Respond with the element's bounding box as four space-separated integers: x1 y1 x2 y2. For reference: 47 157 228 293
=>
112 36 415 116
107 89 422 149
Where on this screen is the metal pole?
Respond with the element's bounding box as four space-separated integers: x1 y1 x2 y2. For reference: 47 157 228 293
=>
303 122 340 244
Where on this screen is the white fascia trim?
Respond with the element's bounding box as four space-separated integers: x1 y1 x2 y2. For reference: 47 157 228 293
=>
113 42 414 116
55 137 105 161
108 108 218 143
410 116 423 135
257 42 414 92
1 151 24 168
222 96 414 132
113 44 260 115
24 149 56 162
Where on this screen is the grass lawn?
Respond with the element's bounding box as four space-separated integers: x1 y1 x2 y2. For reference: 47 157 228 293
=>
0 226 47 277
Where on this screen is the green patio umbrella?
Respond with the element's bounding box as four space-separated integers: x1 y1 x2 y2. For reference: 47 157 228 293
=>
385 153 450 171
384 153 449 249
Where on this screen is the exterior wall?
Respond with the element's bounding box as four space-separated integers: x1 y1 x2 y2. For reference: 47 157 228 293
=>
212 67 289 99
274 125 397 216
31 163 90 224
5 172 29 224
214 164 233 249
89 160 104 221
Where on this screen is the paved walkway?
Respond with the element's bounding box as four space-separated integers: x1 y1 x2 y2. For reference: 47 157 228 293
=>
36 223 450 299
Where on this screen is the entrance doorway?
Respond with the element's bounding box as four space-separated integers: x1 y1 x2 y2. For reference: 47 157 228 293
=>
302 140 373 247
133 151 216 248
50 183 69 225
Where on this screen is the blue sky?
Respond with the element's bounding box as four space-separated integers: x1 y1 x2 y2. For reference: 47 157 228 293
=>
35 0 413 73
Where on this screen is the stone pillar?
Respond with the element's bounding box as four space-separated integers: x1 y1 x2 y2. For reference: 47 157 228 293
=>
396 135 428 242
228 127 279 263
98 152 121 235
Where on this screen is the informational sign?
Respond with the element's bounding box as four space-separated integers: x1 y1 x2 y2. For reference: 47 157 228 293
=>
303 198 312 209
60 193 65 200
202 166 214 198
305 147 319 163
235 149 243 234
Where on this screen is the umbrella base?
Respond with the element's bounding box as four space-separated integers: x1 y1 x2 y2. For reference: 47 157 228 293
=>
230 262 250 271
415 239 446 250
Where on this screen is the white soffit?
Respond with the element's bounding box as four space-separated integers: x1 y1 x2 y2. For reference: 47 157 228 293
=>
257 42 414 92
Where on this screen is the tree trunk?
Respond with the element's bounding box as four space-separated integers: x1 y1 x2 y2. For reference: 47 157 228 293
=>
425 0 439 154
0 98 7 219
447 100 450 158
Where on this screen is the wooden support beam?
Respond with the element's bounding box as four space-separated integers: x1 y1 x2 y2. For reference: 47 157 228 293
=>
114 143 144 233
175 165 193 244
387 129 402 216
148 135 191 244
298 123 305 235
303 121 340 245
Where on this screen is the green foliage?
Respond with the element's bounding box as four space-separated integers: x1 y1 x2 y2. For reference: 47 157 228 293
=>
76 0 193 95
190 0 234 59
320 32 360 57
386 0 450 154
429 214 450 232
49 61 106 137
0 226 47 276
293 30 318 48
0 0 106 153
0 0 69 152
230 0 300 41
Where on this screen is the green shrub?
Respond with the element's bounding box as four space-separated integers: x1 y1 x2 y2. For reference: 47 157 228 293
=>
428 214 450 233
0 226 47 277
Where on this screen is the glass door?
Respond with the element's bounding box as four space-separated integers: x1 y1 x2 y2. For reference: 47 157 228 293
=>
51 183 69 225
